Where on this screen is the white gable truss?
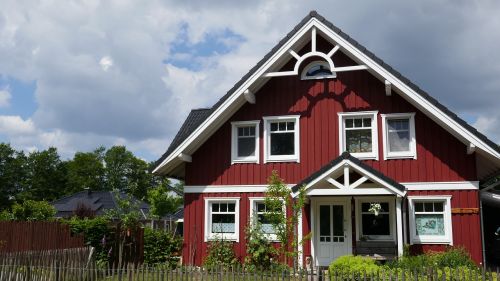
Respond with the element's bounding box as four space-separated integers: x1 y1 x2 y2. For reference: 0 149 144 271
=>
153 13 500 177
294 157 406 197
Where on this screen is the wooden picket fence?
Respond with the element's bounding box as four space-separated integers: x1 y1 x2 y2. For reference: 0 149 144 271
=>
0 264 498 281
0 247 91 268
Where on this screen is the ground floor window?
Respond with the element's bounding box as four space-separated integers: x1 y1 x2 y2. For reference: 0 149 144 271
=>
356 197 394 240
249 197 282 241
408 196 452 244
204 198 240 241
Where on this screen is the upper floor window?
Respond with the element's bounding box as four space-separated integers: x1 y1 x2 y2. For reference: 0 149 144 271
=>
263 115 300 163
408 196 452 245
338 111 378 160
301 61 336 80
381 113 416 159
231 121 260 164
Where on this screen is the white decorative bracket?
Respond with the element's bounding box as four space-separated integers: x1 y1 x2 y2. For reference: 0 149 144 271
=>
385 80 392 96
262 27 368 78
178 153 192 162
467 143 476 155
243 89 255 104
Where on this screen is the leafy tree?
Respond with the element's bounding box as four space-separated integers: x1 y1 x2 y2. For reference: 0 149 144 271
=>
66 147 105 194
104 146 150 200
0 200 56 221
0 143 27 209
22 147 68 201
264 170 310 268
147 179 183 218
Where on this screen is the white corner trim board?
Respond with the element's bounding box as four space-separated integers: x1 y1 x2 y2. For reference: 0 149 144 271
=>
184 184 296 193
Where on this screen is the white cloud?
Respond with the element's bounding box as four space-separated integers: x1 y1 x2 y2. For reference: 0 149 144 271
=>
99 56 113 71
0 87 11 107
0 115 36 135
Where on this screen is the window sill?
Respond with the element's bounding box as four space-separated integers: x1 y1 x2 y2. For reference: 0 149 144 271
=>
265 156 299 163
206 235 239 242
385 153 416 160
231 158 259 164
349 153 378 160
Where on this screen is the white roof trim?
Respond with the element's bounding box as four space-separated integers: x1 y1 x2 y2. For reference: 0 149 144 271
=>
154 17 500 174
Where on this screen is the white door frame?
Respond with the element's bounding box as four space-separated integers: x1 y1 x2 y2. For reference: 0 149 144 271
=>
310 196 352 266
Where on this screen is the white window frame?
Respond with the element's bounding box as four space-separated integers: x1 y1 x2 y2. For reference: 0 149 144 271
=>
381 113 417 160
300 61 337 80
355 197 396 241
249 197 285 242
263 115 300 163
204 197 240 242
338 111 379 160
408 196 453 245
231 120 260 164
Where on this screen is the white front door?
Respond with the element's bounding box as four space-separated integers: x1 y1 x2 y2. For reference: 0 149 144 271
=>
315 200 351 266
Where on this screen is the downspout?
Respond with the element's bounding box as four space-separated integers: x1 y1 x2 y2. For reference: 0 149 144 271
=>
479 191 486 268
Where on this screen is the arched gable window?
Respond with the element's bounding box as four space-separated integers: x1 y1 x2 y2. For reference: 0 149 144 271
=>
301 61 336 80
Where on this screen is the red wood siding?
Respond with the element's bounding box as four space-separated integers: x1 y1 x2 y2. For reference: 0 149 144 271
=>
185 38 476 186
407 190 482 265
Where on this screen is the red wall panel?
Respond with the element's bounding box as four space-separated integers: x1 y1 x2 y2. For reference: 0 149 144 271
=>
185 39 476 186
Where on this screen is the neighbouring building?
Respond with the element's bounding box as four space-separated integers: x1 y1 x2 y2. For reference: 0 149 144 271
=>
152 11 500 267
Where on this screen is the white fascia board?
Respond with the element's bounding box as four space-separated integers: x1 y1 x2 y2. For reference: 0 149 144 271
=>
184 184 295 193
347 160 406 197
403 181 479 190
312 18 500 161
152 19 319 175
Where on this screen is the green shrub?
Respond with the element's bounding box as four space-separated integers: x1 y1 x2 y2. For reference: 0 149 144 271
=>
63 216 112 265
0 200 56 221
203 238 238 270
328 255 380 278
244 222 278 271
388 246 476 270
143 228 182 267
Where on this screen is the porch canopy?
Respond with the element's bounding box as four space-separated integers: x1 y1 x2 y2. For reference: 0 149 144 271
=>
291 152 407 197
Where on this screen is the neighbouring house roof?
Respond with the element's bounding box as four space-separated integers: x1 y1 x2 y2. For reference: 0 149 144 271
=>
162 207 184 222
291 152 406 196
51 190 150 219
153 11 500 179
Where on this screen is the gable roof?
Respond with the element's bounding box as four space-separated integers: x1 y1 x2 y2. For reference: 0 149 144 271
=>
291 152 406 196
153 11 500 177
51 190 149 218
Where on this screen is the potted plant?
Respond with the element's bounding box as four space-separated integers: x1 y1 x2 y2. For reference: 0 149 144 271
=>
368 203 382 216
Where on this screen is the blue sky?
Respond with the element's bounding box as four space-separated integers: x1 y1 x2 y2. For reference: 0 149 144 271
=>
0 1 498 161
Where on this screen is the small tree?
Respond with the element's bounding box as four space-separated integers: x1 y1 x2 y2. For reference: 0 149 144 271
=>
264 170 310 268
0 200 56 221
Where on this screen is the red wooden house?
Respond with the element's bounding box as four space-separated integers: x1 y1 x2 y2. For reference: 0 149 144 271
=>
153 11 500 267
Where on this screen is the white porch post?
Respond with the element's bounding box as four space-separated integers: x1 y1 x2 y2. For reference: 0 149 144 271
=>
297 207 303 268
396 196 404 257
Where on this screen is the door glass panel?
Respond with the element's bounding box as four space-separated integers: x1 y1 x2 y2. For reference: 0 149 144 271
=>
319 205 331 237
332 205 344 236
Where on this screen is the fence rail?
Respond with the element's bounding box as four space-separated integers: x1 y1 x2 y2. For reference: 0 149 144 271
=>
0 265 498 281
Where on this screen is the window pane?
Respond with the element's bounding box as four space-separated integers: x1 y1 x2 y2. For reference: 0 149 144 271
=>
415 203 424 212
278 122 286 131
238 127 244 136
415 214 445 236
238 137 255 157
362 214 390 236
256 202 266 212
228 203 235 212
305 63 332 77
270 123 278 131
320 206 331 236
363 118 371 127
212 214 235 233
388 131 410 152
287 122 295 130
354 119 362 128
424 203 434 212
332 205 344 236
270 132 294 155
346 129 372 153
249 126 255 136
434 202 443 212
346 119 353 128
361 203 370 212
220 203 227 212
212 203 219 212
